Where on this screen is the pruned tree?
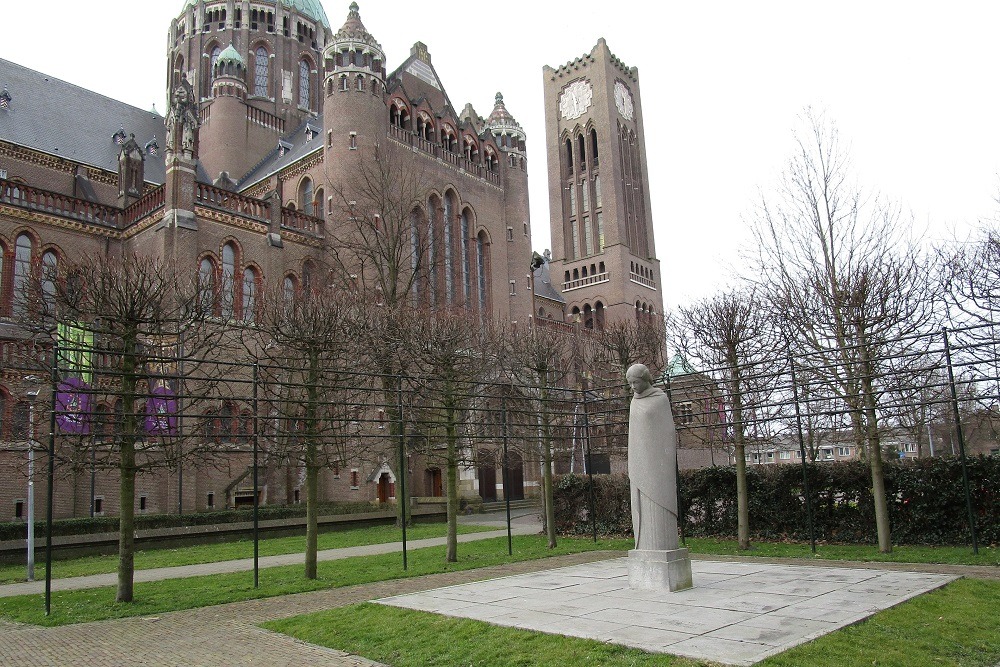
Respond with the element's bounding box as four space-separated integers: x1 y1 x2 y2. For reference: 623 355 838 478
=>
38 252 218 602
326 140 434 528
504 323 575 548
940 223 1000 326
589 318 667 380
751 108 938 553
403 308 499 562
253 282 364 579
674 286 777 550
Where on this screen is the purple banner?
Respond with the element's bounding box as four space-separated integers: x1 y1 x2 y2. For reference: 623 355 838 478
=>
56 377 92 434
145 385 178 436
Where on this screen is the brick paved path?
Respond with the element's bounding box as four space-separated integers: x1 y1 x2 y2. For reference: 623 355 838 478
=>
0 551 618 667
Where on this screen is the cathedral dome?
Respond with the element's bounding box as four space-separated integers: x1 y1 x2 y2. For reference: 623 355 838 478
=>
181 0 330 30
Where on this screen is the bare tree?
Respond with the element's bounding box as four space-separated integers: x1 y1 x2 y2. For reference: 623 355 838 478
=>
254 283 364 579
751 108 938 553
325 140 436 528
941 223 1000 326
403 309 499 562
589 318 667 380
40 252 217 602
674 286 777 550
504 323 575 548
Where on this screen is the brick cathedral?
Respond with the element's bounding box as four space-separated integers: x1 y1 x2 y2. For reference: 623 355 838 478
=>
0 1 662 520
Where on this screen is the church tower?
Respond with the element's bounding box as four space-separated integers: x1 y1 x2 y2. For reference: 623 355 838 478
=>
542 39 662 329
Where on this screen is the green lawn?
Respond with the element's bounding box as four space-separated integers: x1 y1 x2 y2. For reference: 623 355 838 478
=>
264 578 1000 667
0 522 495 584
0 535 632 626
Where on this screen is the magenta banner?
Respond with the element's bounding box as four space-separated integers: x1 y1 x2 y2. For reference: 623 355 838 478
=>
55 377 92 434
145 385 178 436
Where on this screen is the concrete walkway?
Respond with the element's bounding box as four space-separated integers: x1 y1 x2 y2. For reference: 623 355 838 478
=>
0 509 542 598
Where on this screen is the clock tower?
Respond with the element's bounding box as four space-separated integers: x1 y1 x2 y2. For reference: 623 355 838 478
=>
542 38 662 329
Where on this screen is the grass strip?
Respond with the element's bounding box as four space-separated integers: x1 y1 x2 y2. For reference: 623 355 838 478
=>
263 578 1000 667
682 537 999 567
0 535 632 626
0 522 495 583
266 602 705 666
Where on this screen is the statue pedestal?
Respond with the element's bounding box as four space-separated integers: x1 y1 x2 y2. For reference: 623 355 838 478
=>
627 548 693 592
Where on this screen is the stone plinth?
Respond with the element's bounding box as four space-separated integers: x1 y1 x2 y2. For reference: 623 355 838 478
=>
627 548 693 592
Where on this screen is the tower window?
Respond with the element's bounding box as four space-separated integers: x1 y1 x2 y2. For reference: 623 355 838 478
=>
254 47 269 97
298 60 311 109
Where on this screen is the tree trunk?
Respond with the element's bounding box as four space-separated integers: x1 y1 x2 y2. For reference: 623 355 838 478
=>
540 385 556 549
445 417 458 563
117 437 136 602
860 354 891 554
734 442 749 550
304 453 319 578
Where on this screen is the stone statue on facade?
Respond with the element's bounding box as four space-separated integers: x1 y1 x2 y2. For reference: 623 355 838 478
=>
166 78 199 157
625 363 693 591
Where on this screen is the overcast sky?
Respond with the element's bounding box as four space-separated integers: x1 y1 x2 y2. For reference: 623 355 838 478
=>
4 1 998 310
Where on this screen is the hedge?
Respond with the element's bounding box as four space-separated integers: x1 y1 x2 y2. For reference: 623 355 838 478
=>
553 456 999 546
0 501 378 542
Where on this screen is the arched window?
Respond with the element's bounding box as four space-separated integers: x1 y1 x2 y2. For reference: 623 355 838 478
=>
221 243 236 319
298 59 310 108
242 267 257 323
426 196 438 307
208 45 222 96
476 231 489 313
410 208 422 303
282 275 296 312
299 177 314 215
443 192 455 303
591 128 599 164
314 187 325 218
460 209 472 305
253 47 269 97
12 234 32 317
199 257 216 315
41 250 57 313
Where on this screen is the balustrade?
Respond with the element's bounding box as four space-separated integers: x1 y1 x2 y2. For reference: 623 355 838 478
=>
0 178 123 228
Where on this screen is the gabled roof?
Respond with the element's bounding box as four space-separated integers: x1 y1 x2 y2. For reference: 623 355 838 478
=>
387 42 456 117
0 58 167 185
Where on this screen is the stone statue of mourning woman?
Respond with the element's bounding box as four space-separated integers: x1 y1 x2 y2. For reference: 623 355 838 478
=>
626 363 693 591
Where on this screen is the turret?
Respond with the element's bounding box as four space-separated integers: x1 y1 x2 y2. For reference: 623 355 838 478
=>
322 3 387 198
484 92 533 324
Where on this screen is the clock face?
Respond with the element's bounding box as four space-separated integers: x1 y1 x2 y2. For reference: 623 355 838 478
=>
559 79 593 121
615 81 634 121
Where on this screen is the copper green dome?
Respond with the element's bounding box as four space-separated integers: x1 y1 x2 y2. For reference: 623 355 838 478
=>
182 0 330 30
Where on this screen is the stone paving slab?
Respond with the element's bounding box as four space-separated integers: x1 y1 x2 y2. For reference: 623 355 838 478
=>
376 558 958 666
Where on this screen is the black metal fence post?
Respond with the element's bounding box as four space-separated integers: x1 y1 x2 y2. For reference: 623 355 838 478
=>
788 352 817 553
397 377 407 570
501 393 512 555
252 361 260 588
581 390 597 543
44 342 58 616
942 328 979 555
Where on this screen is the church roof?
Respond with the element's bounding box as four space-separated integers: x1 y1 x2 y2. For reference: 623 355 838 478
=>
532 253 565 304
217 44 244 66
239 115 323 189
182 0 330 29
666 353 699 377
0 57 167 185
484 92 524 138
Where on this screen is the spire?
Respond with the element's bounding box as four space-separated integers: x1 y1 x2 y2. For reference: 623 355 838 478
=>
336 2 369 40
484 91 526 149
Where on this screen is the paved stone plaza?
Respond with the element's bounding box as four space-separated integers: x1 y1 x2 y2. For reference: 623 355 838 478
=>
377 558 958 666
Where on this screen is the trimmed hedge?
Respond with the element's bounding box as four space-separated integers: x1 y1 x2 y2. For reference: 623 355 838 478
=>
0 501 378 542
553 456 999 546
